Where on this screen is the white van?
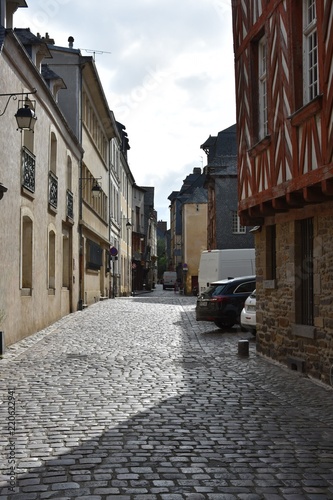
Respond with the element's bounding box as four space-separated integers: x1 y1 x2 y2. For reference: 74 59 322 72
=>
162 271 177 290
198 248 255 293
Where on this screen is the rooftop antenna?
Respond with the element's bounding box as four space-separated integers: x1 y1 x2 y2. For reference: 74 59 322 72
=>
80 48 112 61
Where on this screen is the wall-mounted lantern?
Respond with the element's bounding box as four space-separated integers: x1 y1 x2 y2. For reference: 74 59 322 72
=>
0 88 37 132
15 101 37 132
80 176 103 198
91 179 102 198
0 89 38 201
0 183 8 200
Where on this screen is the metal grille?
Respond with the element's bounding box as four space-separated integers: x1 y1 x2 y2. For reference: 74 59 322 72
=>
300 218 314 325
66 189 74 220
21 147 35 193
48 171 58 209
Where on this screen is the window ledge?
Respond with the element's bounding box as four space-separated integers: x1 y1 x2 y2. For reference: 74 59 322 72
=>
248 135 271 157
21 288 32 297
289 94 323 127
48 204 57 215
21 187 35 200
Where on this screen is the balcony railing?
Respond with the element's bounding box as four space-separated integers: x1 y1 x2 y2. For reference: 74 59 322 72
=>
48 171 58 209
66 189 74 220
21 147 35 193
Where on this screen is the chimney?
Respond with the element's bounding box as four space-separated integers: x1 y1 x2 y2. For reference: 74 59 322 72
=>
68 36 74 48
1 0 25 29
42 32 55 45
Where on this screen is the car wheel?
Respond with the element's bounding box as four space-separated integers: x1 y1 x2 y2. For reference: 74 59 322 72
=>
214 317 235 329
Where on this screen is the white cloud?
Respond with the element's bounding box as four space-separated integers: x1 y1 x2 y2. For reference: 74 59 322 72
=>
14 0 236 224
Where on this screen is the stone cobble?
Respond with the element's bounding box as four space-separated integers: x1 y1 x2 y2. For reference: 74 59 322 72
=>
0 286 333 499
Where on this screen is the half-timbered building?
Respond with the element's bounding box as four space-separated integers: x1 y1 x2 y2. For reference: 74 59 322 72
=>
231 0 333 385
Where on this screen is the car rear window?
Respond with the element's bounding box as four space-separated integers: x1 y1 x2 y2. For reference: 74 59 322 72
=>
234 281 256 294
201 283 228 297
211 284 229 297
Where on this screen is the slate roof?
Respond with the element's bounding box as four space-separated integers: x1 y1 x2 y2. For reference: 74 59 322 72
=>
178 169 206 196
183 186 208 205
14 28 52 60
201 123 237 174
41 64 67 89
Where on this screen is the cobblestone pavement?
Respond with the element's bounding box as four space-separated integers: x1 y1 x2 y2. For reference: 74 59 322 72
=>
1 285 333 500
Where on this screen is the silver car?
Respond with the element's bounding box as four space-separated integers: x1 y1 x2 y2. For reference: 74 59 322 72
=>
240 289 256 334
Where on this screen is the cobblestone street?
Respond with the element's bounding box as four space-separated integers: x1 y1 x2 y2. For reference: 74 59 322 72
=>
1 285 333 499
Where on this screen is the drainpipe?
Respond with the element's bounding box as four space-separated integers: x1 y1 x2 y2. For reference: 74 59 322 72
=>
78 57 84 310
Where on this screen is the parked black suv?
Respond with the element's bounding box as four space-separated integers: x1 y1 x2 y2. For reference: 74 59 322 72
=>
195 275 256 329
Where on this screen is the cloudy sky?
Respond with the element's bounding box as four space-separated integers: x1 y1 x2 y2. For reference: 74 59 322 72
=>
15 0 236 225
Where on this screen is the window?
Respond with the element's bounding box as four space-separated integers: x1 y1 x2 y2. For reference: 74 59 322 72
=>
303 0 318 103
23 126 34 155
48 230 56 290
234 281 256 294
62 229 70 288
50 132 57 174
66 156 74 220
295 218 314 325
81 163 108 223
49 133 58 209
21 215 33 292
258 36 268 139
21 147 36 193
265 225 276 280
232 211 246 234
82 91 108 164
66 156 72 191
21 123 35 195
87 239 103 270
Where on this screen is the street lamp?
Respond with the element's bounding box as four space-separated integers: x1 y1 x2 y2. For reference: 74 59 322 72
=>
15 102 37 131
0 183 8 200
80 176 103 198
0 89 38 201
91 178 102 198
0 88 37 132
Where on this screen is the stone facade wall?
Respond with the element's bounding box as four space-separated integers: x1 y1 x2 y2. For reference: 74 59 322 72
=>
256 210 333 386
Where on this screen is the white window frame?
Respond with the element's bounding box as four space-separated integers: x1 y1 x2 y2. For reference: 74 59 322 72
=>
258 36 268 140
303 0 318 103
232 211 246 234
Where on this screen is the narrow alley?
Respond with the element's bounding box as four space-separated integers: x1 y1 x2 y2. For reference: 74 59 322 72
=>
1 286 333 499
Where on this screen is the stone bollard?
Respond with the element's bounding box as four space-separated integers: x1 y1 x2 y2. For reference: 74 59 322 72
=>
238 339 249 356
0 331 5 356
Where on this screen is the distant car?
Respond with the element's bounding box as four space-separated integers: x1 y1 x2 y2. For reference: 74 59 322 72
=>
240 289 256 334
195 276 256 329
